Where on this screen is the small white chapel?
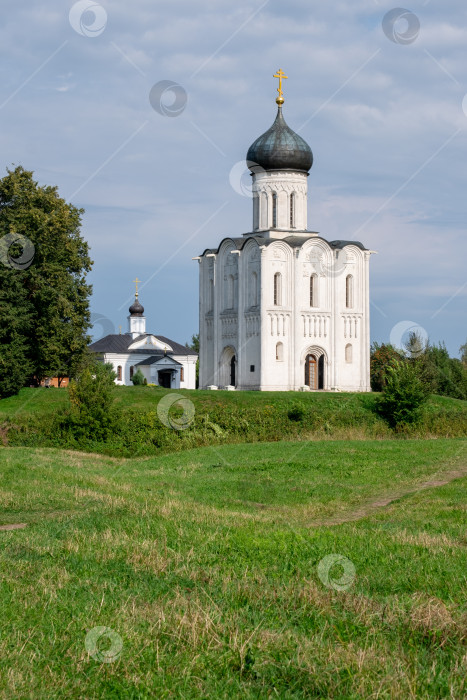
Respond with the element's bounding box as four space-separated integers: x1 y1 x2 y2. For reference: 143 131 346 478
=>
196 71 374 392
89 281 198 389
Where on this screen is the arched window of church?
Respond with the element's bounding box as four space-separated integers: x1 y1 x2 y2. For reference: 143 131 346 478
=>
260 192 268 229
117 366 122 381
310 274 318 307
209 279 214 312
274 272 282 306
272 193 278 228
290 193 295 228
276 342 284 361
228 274 234 309
345 344 353 363
129 366 134 380
251 271 258 307
253 193 259 230
346 275 353 308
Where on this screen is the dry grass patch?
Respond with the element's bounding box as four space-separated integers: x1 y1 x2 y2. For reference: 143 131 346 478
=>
392 528 463 551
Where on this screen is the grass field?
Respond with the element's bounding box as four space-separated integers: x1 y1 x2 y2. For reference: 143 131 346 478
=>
1 438 467 698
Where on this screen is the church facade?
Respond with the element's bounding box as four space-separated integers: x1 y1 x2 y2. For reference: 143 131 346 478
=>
89 291 198 389
197 75 373 392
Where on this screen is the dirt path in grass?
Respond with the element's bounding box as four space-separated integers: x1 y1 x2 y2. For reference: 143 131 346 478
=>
308 464 467 527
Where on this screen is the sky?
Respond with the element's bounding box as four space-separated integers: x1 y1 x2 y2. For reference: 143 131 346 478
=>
1 0 466 356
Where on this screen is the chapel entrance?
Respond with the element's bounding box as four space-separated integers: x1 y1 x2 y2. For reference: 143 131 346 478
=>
158 370 172 388
305 354 325 390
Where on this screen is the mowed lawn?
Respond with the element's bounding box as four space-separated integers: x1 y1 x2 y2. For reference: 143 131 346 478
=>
0 439 467 698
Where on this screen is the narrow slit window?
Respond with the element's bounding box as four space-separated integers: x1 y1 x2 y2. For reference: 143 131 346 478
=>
117 366 122 381
272 193 277 228
274 272 282 306
251 271 258 307
290 193 295 228
310 274 318 307
346 275 353 309
209 279 214 312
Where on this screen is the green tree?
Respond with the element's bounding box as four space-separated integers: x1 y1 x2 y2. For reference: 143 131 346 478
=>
404 331 426 359
377 360 429 428
413 342 467 401
370 343 404 391
0 249 34 396
68 362 116 440
186 333 199 353
186 333 200 388
0 166 93 392
460 341 467 369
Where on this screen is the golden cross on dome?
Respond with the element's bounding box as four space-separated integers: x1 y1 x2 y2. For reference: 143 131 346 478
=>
133 277 141 296
273 69 288 105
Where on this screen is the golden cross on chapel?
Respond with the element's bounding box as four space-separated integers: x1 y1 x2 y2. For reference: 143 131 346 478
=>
133 277 141 296
273 68 288 105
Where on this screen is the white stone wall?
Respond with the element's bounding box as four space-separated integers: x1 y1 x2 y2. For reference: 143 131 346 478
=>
199 234 371 392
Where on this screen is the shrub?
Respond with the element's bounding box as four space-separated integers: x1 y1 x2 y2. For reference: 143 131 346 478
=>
68 362 118 440
132 369 145 386
287 403 306 422
377 361 429 428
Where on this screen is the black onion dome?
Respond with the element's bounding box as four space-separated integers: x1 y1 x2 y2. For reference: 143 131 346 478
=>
129 297 144 316
246 106 313 173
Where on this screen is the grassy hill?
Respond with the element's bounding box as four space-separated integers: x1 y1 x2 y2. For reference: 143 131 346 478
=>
0 439 466 698
1 387 466 457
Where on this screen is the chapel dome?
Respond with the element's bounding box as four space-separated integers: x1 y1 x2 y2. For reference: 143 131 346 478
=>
246 106 313 173
129 297 144 316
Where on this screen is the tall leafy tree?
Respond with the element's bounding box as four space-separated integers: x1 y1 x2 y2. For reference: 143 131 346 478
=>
460 341 467 369
0 166 93 395
370 342 404 391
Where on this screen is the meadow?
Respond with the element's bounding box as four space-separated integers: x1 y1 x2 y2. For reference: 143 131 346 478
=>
0 388 466 697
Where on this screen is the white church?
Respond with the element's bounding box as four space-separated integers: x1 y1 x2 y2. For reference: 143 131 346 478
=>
197 72 373 392
89 285 198 389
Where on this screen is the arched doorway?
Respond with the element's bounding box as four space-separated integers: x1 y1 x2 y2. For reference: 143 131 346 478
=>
219 346 237 388
305 354 317 389
304 353 325 390
230 356 236 386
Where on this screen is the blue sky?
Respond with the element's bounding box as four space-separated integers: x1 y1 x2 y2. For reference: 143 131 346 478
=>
1 0 466 356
